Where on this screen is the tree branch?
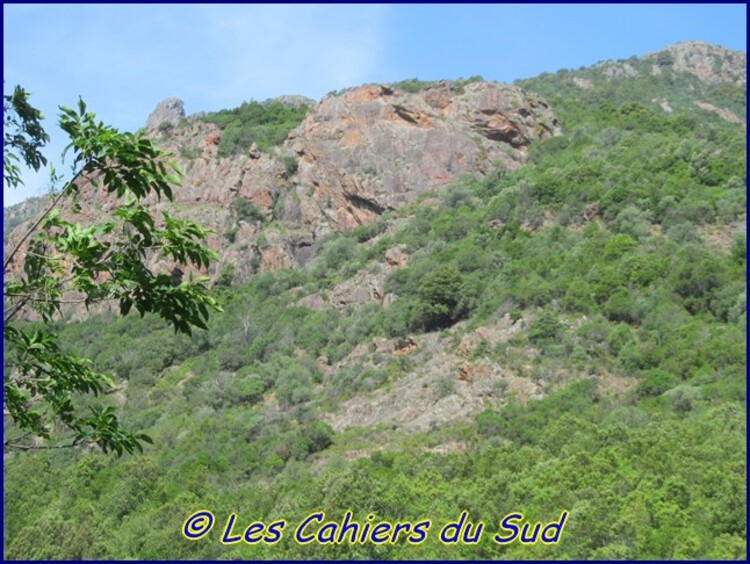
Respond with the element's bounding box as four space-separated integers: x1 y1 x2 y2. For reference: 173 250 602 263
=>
3 169 84 273
3 297 29 324
5 292 94 304
4 440 80 451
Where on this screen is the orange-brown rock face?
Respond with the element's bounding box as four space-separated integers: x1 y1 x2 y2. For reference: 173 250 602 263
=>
5 82 559 285
284 82 559 232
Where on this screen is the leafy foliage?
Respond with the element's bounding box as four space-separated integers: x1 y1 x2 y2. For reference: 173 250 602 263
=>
282 155 298 177
202 100 309 156
4 91 220 455
412 265 474 330
3 86 49 189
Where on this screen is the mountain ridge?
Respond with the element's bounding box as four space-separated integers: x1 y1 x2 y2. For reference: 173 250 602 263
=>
5 41 744 288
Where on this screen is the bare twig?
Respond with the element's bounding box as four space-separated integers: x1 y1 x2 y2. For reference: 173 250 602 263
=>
5 292 91 304
3 298 29 324
4 440 79 451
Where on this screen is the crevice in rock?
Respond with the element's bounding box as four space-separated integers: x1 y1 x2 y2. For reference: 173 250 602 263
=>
344 193 387 215
393 104 422 126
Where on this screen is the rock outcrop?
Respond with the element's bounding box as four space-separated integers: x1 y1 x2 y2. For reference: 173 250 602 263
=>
284 82 559 230
8 42 746 289
145 97 185 130
5 80 559 285
267 94 316 108
593 42 746 88
323 314 547 433
644 41 746 86
8 41 746 288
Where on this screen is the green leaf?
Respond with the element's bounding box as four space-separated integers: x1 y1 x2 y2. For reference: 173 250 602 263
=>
120 298 133 316
5 90 220 457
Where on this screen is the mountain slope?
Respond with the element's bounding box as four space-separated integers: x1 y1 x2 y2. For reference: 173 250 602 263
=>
518 41 745 124
4 41 746 560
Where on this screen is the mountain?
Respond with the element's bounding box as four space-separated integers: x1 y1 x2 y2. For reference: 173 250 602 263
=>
5 42 744 284
3 194 48 239
4 42 746 560
518 40 745 124
5 79 559 288
5 43 744 284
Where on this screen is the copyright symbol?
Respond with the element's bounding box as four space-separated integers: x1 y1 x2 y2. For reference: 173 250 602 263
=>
183 510 215 540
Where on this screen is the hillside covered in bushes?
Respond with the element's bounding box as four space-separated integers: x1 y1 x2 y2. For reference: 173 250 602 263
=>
4 41 746 560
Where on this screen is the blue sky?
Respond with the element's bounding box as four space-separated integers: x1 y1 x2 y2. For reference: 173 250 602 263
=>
3 3 746 207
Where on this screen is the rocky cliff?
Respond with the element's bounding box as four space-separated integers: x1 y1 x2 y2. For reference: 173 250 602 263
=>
5 41 744 287
285 82 558 232
5 80 559 284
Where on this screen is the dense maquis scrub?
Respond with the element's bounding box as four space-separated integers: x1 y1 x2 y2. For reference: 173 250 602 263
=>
4 50 746 559
202 100 309 157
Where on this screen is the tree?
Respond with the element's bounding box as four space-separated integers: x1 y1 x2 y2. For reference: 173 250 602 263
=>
3 86 221 455
413 264 468 331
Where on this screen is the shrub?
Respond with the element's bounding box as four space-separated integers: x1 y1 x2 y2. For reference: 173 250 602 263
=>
203 100 309 156
216 264 236 287
602 233 637 260
231 197 265 223
157 120 173 134
302 421 334 454
638 369 680 397
603 290 637 324
528 311 564 344
224 225 238 242
434 375 456 399
282 155 298 177
413 265 467 331
228 374 266 405
352 220 386 243
664 385 702 412
179 146 201 160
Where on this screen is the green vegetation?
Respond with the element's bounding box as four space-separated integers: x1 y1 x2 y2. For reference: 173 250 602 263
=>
231 196 266 223
178 145 201 161
282 154 298 177
3 89 220 456
203 100 309 157
392 75 485 93
411 264 476 331
157 120 173 134
4 51 746 560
